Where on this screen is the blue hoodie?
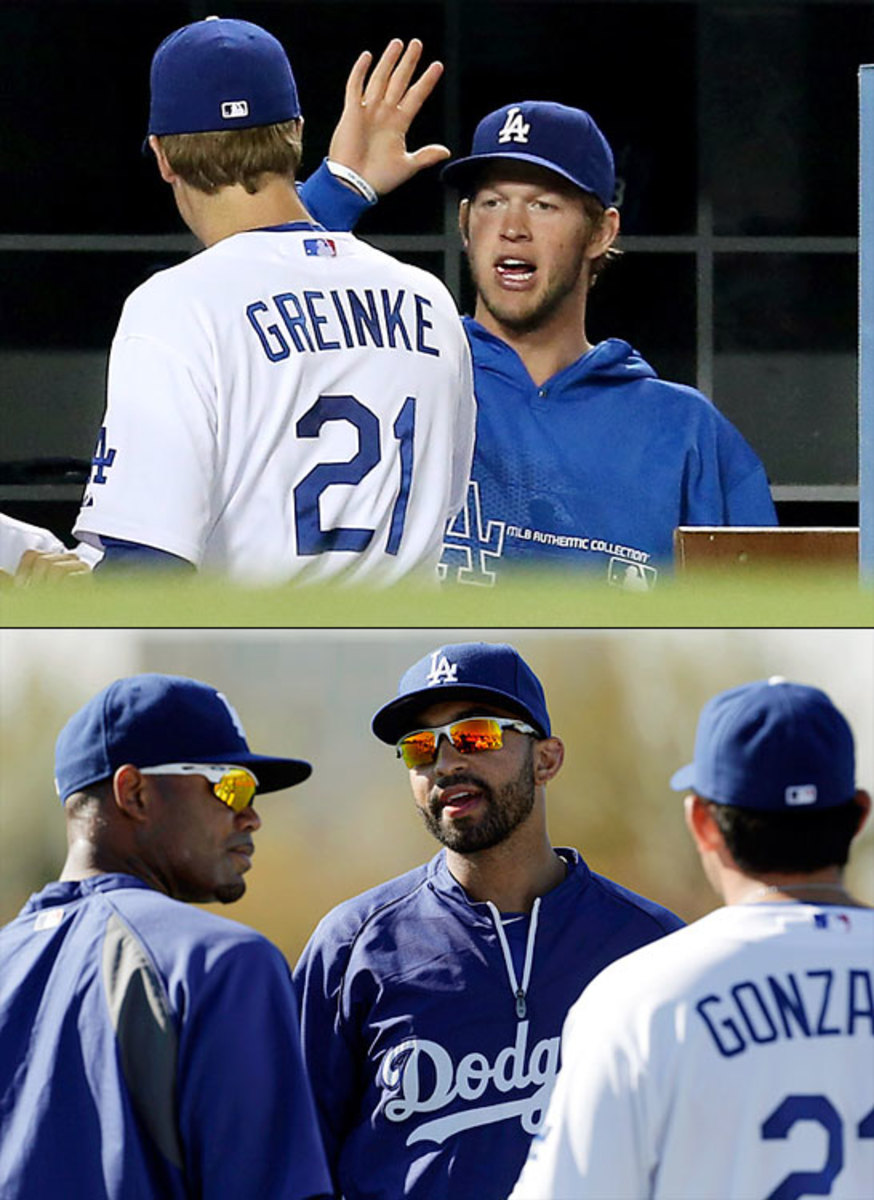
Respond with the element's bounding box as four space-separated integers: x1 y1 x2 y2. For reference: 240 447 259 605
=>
299 166 777 590
440 323 777 588
293 848 683 1200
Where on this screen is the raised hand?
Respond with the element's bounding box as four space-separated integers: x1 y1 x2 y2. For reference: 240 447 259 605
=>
328 39 451 196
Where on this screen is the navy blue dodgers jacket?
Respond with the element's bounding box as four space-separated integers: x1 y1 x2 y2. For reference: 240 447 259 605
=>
0 874 331 1200
292 848 683 1200
440 324 777 588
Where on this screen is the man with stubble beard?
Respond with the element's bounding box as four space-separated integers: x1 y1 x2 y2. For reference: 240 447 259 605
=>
293 641 683 1200
310 98 778 589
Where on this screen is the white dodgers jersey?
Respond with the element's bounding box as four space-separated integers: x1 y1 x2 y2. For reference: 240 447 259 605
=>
74 226 475 584
512 903 874 1200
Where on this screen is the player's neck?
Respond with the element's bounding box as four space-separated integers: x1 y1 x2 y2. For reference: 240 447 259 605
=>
180 175 313 248
729 867 867 908
474 297 593 388
446 827 567 914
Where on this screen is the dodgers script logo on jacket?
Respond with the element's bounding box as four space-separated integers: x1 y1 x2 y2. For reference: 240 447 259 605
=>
379 1020 560 1145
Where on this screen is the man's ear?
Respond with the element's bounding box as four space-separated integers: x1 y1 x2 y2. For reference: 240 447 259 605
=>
112 764 151 822
149 135 177 185
584 205 620 260
853 789 872 835
684 793 724 854
458 199 471 249
534 736 564 784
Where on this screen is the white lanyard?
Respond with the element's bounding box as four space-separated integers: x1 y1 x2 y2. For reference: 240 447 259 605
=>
486 897 541 1019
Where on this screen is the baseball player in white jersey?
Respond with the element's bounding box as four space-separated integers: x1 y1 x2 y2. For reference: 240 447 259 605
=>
73 20 475 584
511 677 873 1200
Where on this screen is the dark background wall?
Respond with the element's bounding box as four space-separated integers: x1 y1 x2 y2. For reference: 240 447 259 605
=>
1 0 869 537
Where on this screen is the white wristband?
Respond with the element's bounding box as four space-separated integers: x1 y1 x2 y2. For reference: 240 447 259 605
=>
326 159 379 205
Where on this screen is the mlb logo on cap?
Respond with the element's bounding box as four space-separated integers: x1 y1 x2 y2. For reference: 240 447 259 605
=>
786 784 818 806
221 100 250 120
670 677 856 811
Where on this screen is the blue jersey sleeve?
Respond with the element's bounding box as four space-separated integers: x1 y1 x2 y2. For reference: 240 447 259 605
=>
684 412 778 527
722 463 779 525
293 924 365 1191
179 937 332 1199
299 159 374 232
96 538 196 571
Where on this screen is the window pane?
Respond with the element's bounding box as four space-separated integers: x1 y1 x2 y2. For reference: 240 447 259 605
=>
708 4 873 237
714 254 856 485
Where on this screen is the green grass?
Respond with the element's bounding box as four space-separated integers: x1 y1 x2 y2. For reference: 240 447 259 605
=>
2 568 872 628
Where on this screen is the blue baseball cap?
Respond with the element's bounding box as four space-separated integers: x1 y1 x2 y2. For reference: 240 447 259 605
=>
54 674 311 801
670 678 856 811
148 17 301 137
441 101 615 207
372 642 551 744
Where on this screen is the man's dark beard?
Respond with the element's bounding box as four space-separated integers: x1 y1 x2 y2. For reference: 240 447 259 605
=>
420 744 536 853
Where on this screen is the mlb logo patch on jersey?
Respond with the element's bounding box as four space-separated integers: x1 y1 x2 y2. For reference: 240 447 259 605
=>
304 238 337 258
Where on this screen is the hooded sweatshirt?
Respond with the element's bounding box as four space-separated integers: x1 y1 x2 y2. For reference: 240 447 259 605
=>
440 322 777 588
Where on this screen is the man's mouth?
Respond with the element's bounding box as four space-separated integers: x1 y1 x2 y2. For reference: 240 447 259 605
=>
228 842 255 870
495 257 536 286
437 784 485 820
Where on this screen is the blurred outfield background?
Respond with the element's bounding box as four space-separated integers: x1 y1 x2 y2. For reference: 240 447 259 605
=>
2 627 871 962
0 569 872 626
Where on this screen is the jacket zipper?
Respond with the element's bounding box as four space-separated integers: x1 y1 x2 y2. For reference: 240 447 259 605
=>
487 897 541 1021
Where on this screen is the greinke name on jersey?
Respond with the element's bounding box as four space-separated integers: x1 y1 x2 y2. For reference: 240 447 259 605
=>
246 286 441 361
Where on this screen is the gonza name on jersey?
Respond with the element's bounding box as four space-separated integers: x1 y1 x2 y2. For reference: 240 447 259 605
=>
378 1021 560 1147
246 287 441 362
695 965 874 1058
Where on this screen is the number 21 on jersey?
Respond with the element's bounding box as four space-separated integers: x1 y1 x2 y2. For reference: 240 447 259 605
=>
293 393 415 557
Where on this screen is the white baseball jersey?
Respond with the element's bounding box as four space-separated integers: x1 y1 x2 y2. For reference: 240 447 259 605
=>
73 224 475 584
511 902 874 1200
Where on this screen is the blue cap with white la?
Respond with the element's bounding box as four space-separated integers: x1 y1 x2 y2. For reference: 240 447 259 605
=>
441 101 615 207
148 16 301 137
372 642 551 744
670 677 856 811
54 674 311 801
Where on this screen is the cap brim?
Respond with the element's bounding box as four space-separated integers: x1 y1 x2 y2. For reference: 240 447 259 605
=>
191 753 312 793
669 763 697 792
440 151 608 205
372 685 546 745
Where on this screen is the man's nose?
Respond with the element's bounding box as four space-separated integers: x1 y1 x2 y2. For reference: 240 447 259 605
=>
499 201 531 240
433 732 469 771
236 803 262 831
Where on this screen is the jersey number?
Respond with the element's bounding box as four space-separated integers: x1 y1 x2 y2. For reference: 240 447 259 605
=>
293 394 416 556
761 1095 874 1200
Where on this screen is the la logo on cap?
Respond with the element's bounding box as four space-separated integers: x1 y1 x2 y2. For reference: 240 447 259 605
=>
497 106 530 145
426 652 459 687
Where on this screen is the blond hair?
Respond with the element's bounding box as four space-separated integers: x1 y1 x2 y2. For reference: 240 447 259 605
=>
156 119 303 195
